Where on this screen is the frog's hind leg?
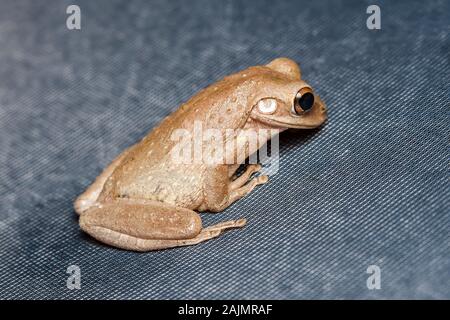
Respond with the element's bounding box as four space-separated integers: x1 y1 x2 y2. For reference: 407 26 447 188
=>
79 199 245 251
74 145 135 215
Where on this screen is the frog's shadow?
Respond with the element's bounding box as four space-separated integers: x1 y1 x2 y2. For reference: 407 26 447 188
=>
233 126 324 177
280 127 323 148
263 126 324 162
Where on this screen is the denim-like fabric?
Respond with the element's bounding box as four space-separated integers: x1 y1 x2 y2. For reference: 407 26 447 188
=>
0 0 449 299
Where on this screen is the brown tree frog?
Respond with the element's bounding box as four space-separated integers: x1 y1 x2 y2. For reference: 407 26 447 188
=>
75 58 327 251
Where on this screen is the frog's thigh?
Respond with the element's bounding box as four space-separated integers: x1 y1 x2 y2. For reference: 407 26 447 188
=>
74 145 135 215
79 199 244 251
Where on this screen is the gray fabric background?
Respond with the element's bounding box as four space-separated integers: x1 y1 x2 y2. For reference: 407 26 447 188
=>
0 0 449 299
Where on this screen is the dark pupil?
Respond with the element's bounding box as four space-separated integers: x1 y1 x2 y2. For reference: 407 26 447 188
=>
298 92 314 111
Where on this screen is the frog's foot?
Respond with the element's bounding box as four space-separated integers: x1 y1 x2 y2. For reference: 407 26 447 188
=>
79 199 244 251
203 218 246 232
174 218 246 248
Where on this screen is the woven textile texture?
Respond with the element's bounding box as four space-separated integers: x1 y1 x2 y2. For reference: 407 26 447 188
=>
0 0 449 299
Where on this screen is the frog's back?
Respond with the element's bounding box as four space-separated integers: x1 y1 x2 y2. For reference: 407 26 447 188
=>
98 64 286 206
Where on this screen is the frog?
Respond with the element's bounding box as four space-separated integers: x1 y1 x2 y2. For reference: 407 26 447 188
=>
74 57 327 251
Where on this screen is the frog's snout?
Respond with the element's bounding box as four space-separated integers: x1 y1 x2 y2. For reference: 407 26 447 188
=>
307 97 328 128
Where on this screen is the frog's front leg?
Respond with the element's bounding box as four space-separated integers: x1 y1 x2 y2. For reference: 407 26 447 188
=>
203 164 269 212
229 164 263 190
79 198 245 251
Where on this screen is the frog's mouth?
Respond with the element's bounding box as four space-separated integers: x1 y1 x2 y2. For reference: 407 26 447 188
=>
250 100 327 129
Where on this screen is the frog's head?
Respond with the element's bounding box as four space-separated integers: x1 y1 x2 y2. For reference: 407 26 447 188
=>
248 58 327 130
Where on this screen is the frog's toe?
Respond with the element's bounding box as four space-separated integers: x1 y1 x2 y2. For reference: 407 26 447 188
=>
257 175 269 184
203 218 247 233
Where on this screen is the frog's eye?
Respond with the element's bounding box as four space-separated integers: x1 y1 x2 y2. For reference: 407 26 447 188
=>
294 87 315 114
257 98 277 114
